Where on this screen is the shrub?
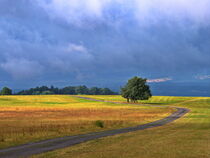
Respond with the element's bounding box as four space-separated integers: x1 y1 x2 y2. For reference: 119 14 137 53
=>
95 120 104 128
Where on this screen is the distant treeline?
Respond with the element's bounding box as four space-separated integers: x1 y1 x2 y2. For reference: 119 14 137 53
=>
16 86 118 95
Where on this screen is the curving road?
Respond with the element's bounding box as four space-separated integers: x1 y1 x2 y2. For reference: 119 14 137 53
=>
0 96 189 158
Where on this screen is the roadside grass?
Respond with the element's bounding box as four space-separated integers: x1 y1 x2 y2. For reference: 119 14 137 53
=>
0 95 172 149
32 96 210 158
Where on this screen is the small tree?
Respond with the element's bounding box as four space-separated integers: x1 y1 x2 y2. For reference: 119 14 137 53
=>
101 88 113 95
1 87 12 95
75 85 89 94
121 76 152 103
89 87 100 95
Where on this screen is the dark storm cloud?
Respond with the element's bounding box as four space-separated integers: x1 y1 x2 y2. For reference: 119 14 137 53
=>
0 0 210 95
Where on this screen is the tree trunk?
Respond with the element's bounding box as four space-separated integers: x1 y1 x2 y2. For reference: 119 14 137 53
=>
127 98 129 102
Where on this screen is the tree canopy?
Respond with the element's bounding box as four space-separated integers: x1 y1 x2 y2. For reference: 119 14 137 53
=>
16 85 117 95
1 87 12 95
121 76 152 102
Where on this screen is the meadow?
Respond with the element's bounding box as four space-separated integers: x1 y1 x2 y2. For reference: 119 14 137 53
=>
0 95 172 149
32 95 210 158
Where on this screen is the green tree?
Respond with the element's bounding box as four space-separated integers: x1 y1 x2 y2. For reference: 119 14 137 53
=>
89 87 100 95
75 85 89 94
1 87 12 95
121 86 130 102
32 91 41 95
62 86 76 94
121 76 152 103
41 91 54 95
101 88 114 95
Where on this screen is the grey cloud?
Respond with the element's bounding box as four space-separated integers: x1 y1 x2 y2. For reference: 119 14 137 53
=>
195 75 210 80
147 78 172 83
46 43 94 73
0 13 94 79
0 58 44 79
35 0 210 28
0 0 210 96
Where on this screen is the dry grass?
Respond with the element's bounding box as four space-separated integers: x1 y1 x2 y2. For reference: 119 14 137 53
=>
32 96 210 158
0 95 171 149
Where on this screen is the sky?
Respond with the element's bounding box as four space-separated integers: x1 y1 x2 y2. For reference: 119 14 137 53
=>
0 0 210 96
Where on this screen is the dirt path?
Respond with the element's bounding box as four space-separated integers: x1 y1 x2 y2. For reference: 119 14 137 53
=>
0 96 189 158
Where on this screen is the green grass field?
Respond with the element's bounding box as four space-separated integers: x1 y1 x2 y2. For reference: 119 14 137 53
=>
0 95 171 149
32 95 210 158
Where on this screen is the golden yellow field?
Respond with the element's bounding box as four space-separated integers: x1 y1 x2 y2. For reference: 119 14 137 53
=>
0 95 172 149
32 95 210 158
